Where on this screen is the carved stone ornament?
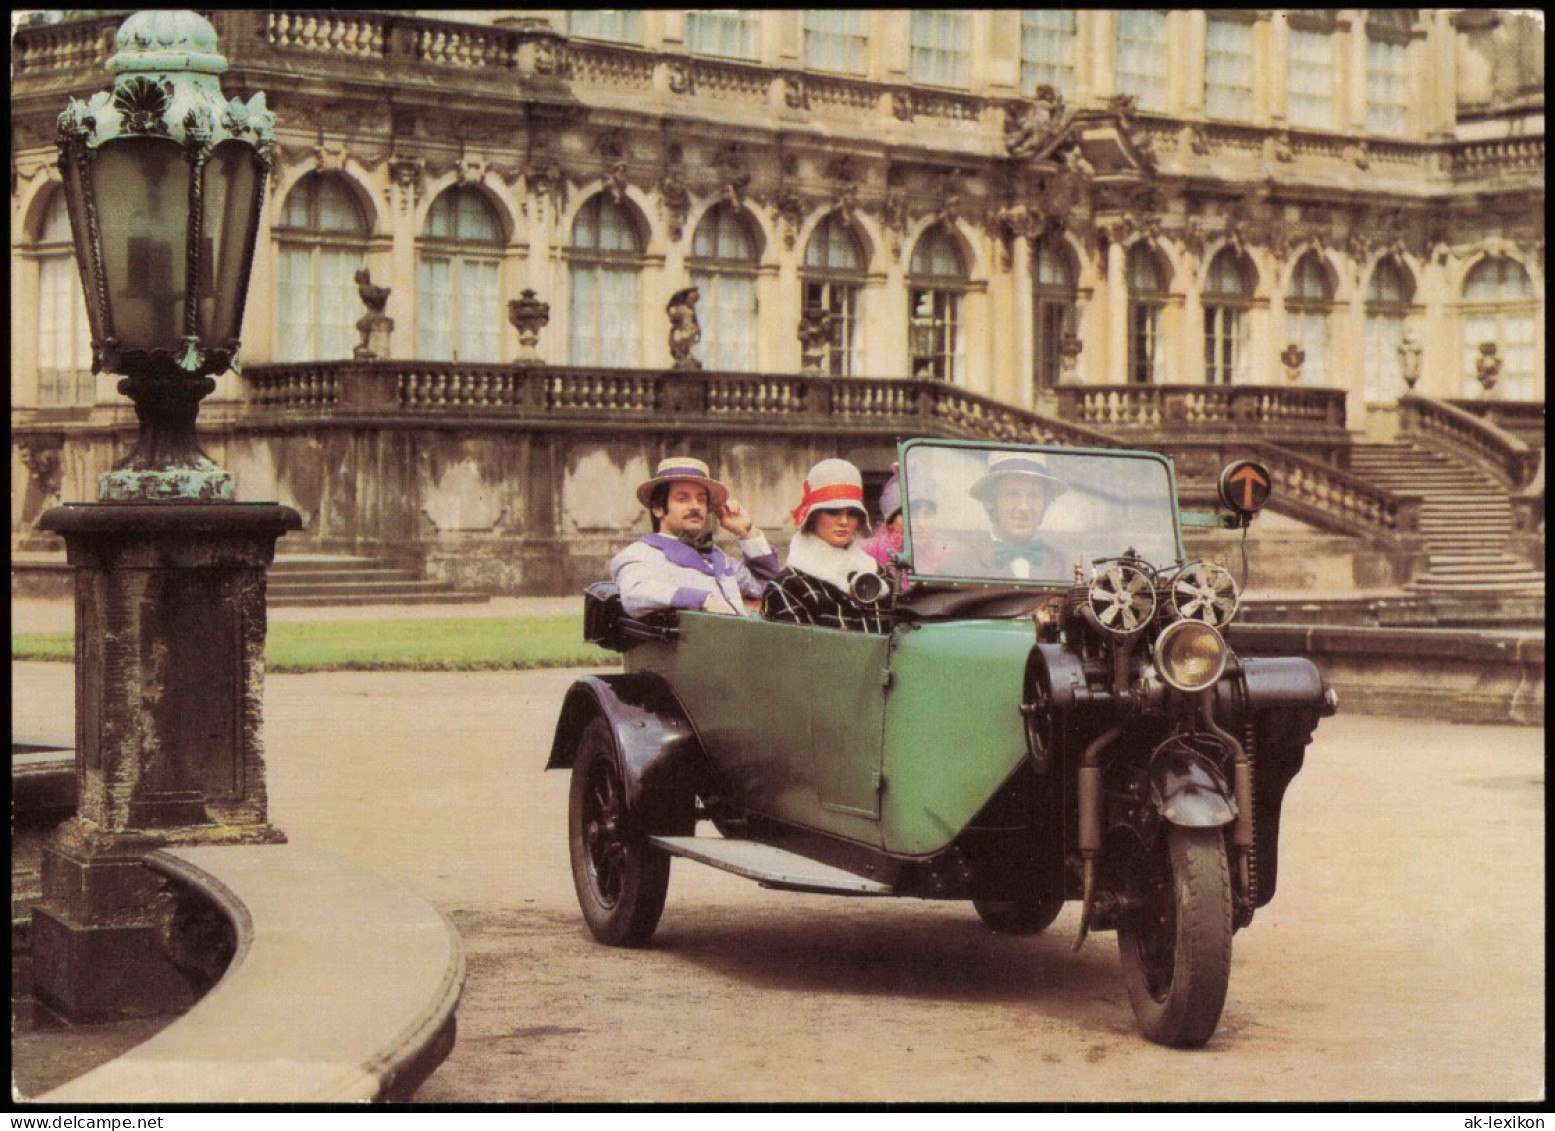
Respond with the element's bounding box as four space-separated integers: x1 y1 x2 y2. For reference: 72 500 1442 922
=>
1004 86 1076 161
1474 342 1502 392
1057 334 1083 382
667 60 694 96
772 186 805 249
19 436 65 499
1280 342 1307 383
797 306 838 375
528 162 567 218
667 287 702 371
1396 331 1423 390
509 289 550 363
456 157 486 186
833 181 858 228
882 190 909 262
783 74 809 111
1181 125 1211 156
661 171 690 242
597 129 626 160
387 157 424 214
892 91 914 121
1265 131 1295 163
353 269 394 360
1345 141 1371 170
604 159 629 204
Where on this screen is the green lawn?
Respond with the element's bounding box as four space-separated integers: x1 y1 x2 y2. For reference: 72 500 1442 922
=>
11 616 617 674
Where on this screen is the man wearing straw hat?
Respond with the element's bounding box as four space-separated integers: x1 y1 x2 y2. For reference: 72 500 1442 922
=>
943 450 1068 581
611 456 779 616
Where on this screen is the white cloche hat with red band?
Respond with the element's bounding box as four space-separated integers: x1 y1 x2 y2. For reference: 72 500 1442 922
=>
636 456 730 511
792 458 869 527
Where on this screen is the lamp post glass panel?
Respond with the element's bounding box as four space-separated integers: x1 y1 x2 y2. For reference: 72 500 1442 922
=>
56 9 274 501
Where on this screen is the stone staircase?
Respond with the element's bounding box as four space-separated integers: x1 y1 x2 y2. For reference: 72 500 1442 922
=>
267 555 489 608
1347 443 1544 596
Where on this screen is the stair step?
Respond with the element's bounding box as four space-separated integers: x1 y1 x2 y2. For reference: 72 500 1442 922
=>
269 592 491 608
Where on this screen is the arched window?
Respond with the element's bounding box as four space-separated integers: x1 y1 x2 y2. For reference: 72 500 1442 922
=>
1286 252 1334 387
689 204 760 372
1363 258 1415 402
418 187 503 362
35 192 95 406
1462 258 1537 400
275 173 369 362
1127 244 1168 384
802 214 867 376
1033 237 1077 391
1203 247 1253 385
569 194 643 367
908 226 968 381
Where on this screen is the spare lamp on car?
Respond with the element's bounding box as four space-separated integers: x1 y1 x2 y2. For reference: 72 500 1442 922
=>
1153 620 1228 692
55 9 275 501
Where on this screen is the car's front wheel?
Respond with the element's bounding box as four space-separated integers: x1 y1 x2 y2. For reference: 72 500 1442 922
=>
1117 826 1233 1047
568 717 670 947
972 892 1063 935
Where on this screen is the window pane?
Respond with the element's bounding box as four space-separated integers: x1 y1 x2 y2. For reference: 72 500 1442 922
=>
1205 19 1253 120
1127 244 1164 294
1290 255 1331 302
417 257 452 360
458 260 501 363
1366 259 1411 305
909 227 965 280
1366 37 1408 136
570 265 641 367
802 10 867 75
574 195 641 254
1364 313 1405 402
1130 301 1162 384
1288 309 1329 386
687 10 758 61
1205 306 1246 384
1288 28 1334 129
1115 10 1168 112
1205 250 1248 297
1020 10 1075 97
804 215 864 272
569 11 641 44
910 10 970 89
692 205 757 263
909 288 961 381
1464 257 1534 301
1035 240 1072 288
692 271 757 371
802 280 862 375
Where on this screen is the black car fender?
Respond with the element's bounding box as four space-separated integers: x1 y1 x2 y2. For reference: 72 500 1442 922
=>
1148 740 1237 829
547 673 701 836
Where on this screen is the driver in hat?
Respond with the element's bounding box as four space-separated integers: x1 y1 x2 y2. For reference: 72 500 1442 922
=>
945 451 1067 580
611 456 779 616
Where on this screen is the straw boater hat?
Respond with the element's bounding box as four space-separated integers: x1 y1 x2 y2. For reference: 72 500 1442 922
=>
792 458 870 527
969 451 1066 504
636 456 730 511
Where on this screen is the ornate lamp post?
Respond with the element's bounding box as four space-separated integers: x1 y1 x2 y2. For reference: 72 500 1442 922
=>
34 11 301 1022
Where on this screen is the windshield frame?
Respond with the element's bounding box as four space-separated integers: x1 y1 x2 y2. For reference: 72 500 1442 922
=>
894 438 1186 591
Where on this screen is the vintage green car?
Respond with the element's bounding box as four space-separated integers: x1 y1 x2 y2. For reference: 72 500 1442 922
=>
548 438 1335 1047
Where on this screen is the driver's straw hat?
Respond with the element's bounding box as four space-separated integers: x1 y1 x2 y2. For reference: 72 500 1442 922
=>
637 456 730 511
970 451 1066 504
792 458 869 527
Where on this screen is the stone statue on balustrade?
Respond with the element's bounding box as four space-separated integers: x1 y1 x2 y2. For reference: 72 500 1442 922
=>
509 289 550 364
798 305 838 376
668 287 702 370
353 269 394 360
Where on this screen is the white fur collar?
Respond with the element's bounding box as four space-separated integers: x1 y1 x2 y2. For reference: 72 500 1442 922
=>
785 530 879 591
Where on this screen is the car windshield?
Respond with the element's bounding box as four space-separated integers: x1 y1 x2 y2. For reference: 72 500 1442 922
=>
900 441 1183 587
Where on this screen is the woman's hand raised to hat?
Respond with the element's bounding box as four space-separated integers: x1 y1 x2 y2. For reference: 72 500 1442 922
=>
717 498 754 539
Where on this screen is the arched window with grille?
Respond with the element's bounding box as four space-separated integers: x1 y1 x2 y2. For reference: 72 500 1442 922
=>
1363 257 1415 402
801 214 867 376
418 187 503 363
1203 247 1253 385
35 191 95 406
908 227 968 381
1033 236 1077 391
1461 257 1537 400
275 173 369 362
1128 243 1168 384
689 204 760 372
569 194 644 367
1286 252 1334 387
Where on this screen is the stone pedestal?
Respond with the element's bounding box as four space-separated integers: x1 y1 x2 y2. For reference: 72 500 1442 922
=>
32 501 301 1020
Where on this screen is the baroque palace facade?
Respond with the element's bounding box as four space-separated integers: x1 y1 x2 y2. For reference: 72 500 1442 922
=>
10 10 1545 592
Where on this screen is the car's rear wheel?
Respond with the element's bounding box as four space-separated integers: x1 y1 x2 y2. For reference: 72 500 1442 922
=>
1117 826 1233 1047
568 717 670 947
972 892 1063 935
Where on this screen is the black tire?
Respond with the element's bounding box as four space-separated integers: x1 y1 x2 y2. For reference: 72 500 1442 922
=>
972 892 1064 935
1117 826 1233 1048
568 717 670 947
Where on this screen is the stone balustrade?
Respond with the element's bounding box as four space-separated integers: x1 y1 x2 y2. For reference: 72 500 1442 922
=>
1051 384 1348 437
1445 399 1546 448
1399 394 1540 489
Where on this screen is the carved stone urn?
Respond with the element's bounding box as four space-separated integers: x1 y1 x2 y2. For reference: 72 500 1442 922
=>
1280 342 1306 384
509 290 550 363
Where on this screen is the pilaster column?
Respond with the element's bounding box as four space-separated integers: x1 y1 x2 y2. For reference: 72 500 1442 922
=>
1106 239 1129 384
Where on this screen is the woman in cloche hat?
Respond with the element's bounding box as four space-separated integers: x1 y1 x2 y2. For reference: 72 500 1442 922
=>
761 458 891 632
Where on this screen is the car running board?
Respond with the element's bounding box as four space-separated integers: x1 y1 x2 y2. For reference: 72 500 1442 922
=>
650 836 894 896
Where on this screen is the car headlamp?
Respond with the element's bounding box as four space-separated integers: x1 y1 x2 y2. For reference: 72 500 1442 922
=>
1153 620 1228 692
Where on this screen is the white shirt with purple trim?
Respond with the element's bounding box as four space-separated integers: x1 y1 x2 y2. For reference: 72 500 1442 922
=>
610 532 779 617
